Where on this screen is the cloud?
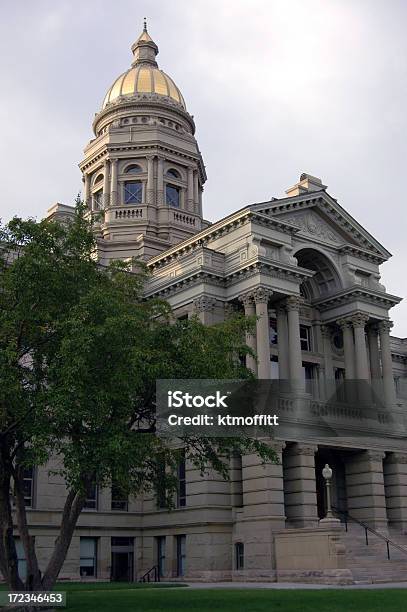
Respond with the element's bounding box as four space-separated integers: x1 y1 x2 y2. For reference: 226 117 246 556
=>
0 0 406 335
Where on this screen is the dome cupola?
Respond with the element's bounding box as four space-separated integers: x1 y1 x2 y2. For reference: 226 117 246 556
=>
80 21 207 265
102 20 186 111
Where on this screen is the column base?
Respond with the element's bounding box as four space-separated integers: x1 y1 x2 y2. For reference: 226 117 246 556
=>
319 517 341 528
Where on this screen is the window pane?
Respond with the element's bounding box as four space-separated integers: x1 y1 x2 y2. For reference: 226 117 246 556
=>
80 538 97 577
166 184 180 208
269 318 278 345
124 181 142 204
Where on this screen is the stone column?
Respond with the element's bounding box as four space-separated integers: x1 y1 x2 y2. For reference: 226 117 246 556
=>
193 171 199 214
187 166 194 212
283 443 319 527
345 450 387 531
242 442 286 523
253 287 272 379
83 173 91 208
193 296 217 325
286 296 304 391
351 313 370 380
146 155 155 205
239 293 257 375
110 159 118 207
103 160 110 207
367 324 381 380
338 319 355 379
383 453 407 533
276 304 289 380
378 320 397 406
321 325 335 400
157 156 164 206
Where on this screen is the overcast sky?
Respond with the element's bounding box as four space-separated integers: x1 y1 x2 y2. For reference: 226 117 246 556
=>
1 0 406 336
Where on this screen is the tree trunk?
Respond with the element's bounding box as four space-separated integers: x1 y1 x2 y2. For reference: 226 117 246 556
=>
13 463 42 590
41 489 85 591
0 447 23 591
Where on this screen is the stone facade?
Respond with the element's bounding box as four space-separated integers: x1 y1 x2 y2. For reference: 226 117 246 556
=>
14 25 407 584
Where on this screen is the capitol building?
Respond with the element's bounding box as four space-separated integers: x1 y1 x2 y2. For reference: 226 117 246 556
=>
22 24 407 584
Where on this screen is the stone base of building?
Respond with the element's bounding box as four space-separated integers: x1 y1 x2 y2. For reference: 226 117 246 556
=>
276 569 353 584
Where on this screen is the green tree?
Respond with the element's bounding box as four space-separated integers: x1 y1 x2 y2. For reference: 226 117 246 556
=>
0 204 276 592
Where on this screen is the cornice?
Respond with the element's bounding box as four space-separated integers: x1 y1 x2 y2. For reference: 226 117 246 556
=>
314 286 402 313
147 210 300 271
80 142 205 180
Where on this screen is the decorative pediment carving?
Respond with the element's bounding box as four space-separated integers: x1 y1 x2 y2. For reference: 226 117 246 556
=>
278 210 342 244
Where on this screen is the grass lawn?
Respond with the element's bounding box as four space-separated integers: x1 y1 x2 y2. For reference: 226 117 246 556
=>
58 583 407 612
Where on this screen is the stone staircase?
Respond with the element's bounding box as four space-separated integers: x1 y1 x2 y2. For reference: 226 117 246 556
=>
341 523 407 583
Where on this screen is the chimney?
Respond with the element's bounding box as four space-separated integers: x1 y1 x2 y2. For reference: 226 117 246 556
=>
285 173 327 197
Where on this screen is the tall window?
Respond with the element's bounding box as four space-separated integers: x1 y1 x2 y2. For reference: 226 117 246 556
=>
156 458 167 509
176 535 186 577
23 468 34 508
177 453 186 508
166 184 180 208
300 325 312 351
111 483 128 511
84 481 98 510
269 318 278 345
235 542 244 570
124 181 142 204
156 536 166 578
80 537 97 577
93 190 103 209
14 539 27 581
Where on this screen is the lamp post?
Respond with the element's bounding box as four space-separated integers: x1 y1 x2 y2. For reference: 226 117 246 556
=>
319 464 340 527
322 463 334 519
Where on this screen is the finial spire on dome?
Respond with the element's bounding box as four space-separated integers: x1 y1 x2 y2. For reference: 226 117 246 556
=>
131 19 158 67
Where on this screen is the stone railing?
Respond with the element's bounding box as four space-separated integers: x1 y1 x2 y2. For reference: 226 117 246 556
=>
173 211 196 226
105 206 145 222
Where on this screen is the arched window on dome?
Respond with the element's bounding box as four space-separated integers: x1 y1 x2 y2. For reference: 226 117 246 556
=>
166 168 181 180
93 173 104 185
124 164 142 174
166 184 180 208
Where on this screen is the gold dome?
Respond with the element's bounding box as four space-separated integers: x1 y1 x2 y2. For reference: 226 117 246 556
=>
102 21 186 110
102 66 186 109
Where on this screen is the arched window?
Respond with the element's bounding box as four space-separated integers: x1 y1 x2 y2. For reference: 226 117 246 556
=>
166 184 180 208
235 542 244 570
94 173 104 185
124 164 142 174
166 168 181 179
124 181 142 204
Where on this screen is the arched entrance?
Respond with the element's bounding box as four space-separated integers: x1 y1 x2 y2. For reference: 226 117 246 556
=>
295 248 342 300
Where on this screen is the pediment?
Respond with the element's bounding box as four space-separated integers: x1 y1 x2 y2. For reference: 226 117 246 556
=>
276 208 349 246
251 191 391 260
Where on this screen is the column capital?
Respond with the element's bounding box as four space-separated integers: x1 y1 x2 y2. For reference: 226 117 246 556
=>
290 443 318 456
386 452 407 465
337 317 353 330
146 154 155 161
350 312 370 328
238 292 255 308
285 295 301 312
253 287 272 304
364 449 386 462
193 296 217 313
378 319 393 334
